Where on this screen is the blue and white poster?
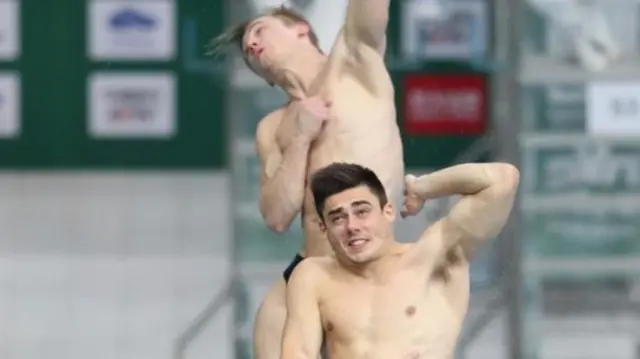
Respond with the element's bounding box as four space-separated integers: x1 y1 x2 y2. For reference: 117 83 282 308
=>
88 0 176 61
402 0 488 61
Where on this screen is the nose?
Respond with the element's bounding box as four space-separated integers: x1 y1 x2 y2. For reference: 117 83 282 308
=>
346 216 361 234
248 42 260 56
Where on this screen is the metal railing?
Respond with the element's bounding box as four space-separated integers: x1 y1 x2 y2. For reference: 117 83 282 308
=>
173 280 235 359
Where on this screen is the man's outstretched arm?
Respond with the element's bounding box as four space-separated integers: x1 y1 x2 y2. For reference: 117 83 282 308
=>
256 110 311 233
280 261 324 359
343 0 391 53
409 163 520 268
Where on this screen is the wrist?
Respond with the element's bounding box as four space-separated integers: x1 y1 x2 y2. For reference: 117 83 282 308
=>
292 134 314 146
412 176 437 200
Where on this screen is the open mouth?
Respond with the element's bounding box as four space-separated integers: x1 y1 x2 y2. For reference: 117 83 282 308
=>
347 238 368 250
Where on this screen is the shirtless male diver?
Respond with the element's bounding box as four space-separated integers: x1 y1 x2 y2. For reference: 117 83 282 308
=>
280 162 519 359
210 2 403 359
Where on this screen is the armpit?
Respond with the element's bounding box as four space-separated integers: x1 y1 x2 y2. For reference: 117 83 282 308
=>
431 247 466 282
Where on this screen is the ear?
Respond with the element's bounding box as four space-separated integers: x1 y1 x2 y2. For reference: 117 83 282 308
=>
383 203 395 222
294 21 310 38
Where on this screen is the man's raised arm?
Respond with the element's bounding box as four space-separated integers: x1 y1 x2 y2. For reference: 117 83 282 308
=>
343 0 391 53
406 163 520 266
280 261 324 359
256 110 311 233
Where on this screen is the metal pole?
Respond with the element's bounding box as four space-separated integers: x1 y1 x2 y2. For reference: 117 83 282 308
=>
224 1 243 358
496 0 525 356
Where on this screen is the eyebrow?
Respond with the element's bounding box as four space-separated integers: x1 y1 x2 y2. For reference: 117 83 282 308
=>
352 200 372 207
326 200 372 217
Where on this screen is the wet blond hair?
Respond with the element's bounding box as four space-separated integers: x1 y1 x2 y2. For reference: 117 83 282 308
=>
207 5 321 58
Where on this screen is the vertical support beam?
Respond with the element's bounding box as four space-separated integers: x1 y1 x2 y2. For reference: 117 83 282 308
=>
491 0 525 356
497 0 525 357
224 1 241 359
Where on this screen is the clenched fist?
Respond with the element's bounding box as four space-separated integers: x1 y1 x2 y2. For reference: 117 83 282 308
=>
401 174 426 218
293 96 331 141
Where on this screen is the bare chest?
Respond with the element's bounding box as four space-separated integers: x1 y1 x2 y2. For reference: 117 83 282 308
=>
275 79 400 165
312 82 398 166
320 275 464 350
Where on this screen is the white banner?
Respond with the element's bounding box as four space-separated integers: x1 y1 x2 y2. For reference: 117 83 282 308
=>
88 0 176 60
0 0 19 60
587 82 640 136
88 73 176 138
0 73 20 138
402 0 487 60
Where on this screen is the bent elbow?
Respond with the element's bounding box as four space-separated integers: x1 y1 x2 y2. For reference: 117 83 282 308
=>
488 163 520 192
261 211 288 233
260 205 290 234
266 220 288 234
501 163 520 191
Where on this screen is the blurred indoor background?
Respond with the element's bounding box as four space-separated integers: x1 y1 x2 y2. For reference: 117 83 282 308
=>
0 0 638 359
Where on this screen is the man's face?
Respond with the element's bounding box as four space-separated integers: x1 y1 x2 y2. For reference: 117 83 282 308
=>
242 16 310 81
321 186 396 264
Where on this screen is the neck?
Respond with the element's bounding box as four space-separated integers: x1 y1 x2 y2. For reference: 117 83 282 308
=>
275 49 327 100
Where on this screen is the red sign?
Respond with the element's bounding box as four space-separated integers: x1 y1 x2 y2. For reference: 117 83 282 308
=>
403 74 486 135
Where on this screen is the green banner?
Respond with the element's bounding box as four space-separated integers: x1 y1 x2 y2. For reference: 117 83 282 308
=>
0 0 225 169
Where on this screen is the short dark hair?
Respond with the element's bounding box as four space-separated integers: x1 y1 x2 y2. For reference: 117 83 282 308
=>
310 163 388 220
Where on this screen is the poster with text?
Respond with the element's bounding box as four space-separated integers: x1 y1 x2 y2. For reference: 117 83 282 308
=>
402 0 487 60
0 73 20 138
0 1 20 60
88 73 176 138
587 81 640 136
88 0 176 60
403 74 486 135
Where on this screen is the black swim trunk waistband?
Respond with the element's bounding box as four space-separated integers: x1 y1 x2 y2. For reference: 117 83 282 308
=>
283 254 305 282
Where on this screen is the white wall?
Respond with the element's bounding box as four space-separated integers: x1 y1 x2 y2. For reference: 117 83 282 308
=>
0 172 233 359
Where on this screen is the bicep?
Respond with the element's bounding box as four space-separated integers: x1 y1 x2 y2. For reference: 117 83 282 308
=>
281 264 323 359
343 0 390 54
412 187 518 273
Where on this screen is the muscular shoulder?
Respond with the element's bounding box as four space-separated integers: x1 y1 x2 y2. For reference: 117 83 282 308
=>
256 107 286 137
289 256 332 287
255 107 287 153
293 256 331 277
329 31 392 96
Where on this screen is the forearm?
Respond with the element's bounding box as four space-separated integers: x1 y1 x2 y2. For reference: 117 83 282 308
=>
259 139 311 233
412 163 512 199
440 163 519 242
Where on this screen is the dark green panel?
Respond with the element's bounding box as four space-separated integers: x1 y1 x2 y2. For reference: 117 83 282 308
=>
386 0 491 169
0 0 226 169
391 67 486 168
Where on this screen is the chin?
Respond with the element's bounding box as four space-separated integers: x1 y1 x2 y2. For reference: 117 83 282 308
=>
349 255 374 264
346 245 378 264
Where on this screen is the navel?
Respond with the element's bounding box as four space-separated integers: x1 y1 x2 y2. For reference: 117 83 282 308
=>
405 305 416 317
